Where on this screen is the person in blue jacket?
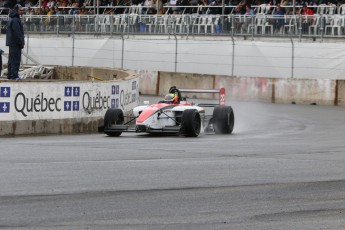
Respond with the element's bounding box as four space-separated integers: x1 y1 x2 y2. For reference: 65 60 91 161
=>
6 4 25 80
0 49 3 76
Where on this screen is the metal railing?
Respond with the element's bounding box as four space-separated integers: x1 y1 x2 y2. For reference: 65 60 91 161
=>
0 13 344 39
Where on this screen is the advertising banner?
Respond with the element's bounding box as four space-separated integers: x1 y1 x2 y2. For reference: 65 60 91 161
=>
0 78 139 121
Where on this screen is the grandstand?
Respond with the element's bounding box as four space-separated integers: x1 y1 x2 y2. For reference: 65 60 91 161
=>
0 1 345 37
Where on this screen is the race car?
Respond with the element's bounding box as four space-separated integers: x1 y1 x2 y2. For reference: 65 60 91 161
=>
103 86 234 137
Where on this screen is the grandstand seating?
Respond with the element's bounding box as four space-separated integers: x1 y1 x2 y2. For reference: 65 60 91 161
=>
2 4 345 37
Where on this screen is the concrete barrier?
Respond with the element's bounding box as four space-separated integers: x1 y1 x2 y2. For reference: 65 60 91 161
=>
338 80 345 106
0 66 139 136
139 71 342 106
2 67 342 136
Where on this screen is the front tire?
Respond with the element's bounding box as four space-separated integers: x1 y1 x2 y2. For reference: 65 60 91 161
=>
180 109 201 137
213 106 234 134
104 108 124 137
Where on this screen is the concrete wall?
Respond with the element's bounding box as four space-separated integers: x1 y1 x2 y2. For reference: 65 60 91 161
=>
215 76 273 103
338 80 345 106
0 67 139 136
274 79 335 105
140 71 342 106
54 66 136 81
0 118 101 136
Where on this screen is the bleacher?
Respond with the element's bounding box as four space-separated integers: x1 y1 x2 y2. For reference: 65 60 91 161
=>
0 3 345 37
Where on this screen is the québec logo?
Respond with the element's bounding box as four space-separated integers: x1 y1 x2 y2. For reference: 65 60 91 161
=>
0 87 11 113
0 102 10 113
112 85 119 95
0 87 10 97
64 86 80 111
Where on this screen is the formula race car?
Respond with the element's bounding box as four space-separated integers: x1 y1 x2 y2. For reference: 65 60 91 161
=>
103 86 234 137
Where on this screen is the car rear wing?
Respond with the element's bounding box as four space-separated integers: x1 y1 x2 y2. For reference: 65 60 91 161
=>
179 88 226 106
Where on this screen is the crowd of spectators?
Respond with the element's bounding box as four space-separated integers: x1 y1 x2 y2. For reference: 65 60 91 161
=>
1 0 345 16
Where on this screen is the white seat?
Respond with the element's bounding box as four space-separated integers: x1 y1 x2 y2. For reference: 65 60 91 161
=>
197 16 215 34
118 14 128 32
128 5 138 14
128 14 138 32
325 15 344 36
112 15 122 33
328 4 337 15
283 15 297 35
214 15 221 33
99 15 111 33
256 4 271 14
137 4 143 15
338 4 345 15
77 15 90 32
192 15 206 33
308 14 321 35
316 4 328 15
145 15 158 33
88 16 98 32
156 15 171 33
190 15 200 33
254 13 273 35
239 15 253 34
174 15 185 33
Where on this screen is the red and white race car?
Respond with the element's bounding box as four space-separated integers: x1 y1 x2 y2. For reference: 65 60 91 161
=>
103 86 234 137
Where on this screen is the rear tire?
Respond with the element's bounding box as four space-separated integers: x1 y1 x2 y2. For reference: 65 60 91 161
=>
213 106 234 134
104 108 124 137
180 109 201 137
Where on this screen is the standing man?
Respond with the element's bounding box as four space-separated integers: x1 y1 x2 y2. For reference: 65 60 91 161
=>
6 4 25 80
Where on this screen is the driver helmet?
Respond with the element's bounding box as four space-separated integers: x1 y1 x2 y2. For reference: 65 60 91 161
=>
164 93 178 104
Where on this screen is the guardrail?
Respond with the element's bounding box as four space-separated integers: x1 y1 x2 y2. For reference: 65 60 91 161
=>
0 13 344 39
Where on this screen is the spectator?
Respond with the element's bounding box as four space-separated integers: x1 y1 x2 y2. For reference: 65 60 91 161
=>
142 0 154 14
233 0 247 14
68 0 79 14
301 3 314 18
6 4 25 80
204 0 221 14
188 0 203 14
25 6 33 15
66 0 73 7
78 5 88 14
98 0 108 13
109 0 126 14
24 0 32 7
165 0 178 14
46 6 54 14
0 49 3 76
301 3 314 32
23 6 33 30
71 0 79 7
78 0 84 7
244 3 255 15
42 0 48 7
153 0 164 14
54 6 62 14
280 0 292 6
46 0 55 7
175 0 189 14
272 3 285 32
58 0 68 7
233 0 247 32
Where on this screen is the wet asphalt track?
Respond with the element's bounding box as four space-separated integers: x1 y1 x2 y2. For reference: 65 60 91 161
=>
1 98 345 230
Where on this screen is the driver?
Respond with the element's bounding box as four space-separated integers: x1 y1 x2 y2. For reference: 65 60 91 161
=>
163 92 179 104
